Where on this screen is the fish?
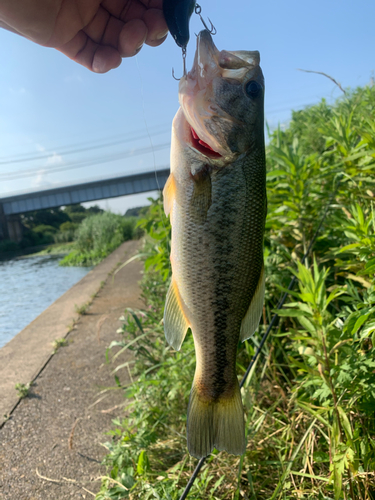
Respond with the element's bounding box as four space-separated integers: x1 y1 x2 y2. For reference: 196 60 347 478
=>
163 29 266 459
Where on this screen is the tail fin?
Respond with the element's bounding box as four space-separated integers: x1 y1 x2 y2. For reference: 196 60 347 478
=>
187 381 245 459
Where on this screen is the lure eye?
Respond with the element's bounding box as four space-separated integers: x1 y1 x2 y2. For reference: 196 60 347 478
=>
245 80 262 98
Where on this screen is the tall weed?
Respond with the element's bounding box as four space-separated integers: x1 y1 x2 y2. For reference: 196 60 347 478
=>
60 212 137 266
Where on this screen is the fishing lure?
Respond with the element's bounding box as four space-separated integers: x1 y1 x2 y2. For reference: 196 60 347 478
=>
163 0 216 77
163 0 196 50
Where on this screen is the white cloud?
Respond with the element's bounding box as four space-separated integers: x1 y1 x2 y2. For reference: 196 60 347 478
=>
31 169 50 188
45 152 63 165
9 87 26 95
64 75 83 83
35 143 46 153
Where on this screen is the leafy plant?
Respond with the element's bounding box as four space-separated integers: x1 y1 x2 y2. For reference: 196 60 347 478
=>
60 212 137 267
15 382 32 399
98 84 375 500
135 196 171 281
52 337 68 353
75 303 90 315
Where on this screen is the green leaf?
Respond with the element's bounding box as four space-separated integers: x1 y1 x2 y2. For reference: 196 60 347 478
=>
338 242 361 253
267 169 289 178
353 313 371 335
137 450 150 475
276 308 312 317
297 401 332 428
337 406 353 440
325 288 346 309
298 316 317 334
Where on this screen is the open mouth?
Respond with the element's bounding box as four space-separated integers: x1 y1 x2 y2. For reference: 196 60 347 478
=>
190 127 222 158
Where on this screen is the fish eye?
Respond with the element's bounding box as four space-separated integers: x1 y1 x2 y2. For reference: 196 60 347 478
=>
245 80 262 98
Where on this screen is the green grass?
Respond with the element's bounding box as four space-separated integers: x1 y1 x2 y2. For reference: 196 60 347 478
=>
15 382 32 399
75 303 90 315
97 85 375 500
52 338 69 353
60 213 139 267
32 242 75 256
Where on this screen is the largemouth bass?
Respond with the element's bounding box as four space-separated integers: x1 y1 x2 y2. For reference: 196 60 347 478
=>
163 29 266 459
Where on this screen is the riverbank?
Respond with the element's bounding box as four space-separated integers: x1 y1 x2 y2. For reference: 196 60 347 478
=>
0 242 74 262
0 239 143 499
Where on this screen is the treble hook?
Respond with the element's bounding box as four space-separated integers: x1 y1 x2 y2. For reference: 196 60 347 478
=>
195 3 217 35
172 47 187 81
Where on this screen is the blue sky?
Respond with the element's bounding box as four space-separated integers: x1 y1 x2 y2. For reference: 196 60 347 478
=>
0 0 374 213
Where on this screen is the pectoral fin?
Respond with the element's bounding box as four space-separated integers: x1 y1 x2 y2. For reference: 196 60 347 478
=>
163 173 177 216
164 279 190 350
240 265 265 342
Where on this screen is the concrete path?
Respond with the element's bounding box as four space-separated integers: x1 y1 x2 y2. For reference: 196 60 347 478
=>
0 240 143 499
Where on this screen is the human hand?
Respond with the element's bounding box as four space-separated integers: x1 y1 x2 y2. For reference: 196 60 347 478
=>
0 0 168 73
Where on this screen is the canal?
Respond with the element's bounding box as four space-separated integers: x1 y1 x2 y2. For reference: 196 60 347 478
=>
0 254 90 348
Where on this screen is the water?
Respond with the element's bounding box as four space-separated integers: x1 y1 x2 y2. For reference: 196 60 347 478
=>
0 254 91 348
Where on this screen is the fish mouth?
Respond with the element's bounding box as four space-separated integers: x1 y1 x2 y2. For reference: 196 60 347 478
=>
178 30 228 158
189 126 222 158
177 30 262 159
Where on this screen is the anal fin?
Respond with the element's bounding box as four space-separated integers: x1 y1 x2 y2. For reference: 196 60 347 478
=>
240 265 265 342
164 279 190 350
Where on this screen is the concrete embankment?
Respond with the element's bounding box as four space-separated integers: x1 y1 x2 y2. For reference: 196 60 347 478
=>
0 240 143 499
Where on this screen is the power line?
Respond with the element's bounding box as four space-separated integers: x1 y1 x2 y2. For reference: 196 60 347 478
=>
0 92 339 187
0 90 336 166
0 91 336 176
0 124 170 164
0 142 170 181
265 88 341 116
0 130 168 166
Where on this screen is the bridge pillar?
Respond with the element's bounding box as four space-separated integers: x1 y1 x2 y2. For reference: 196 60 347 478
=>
0 203 9 240
7 215 23 242
0 204 23 242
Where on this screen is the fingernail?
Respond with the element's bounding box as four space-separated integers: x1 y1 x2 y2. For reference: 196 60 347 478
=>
156 29 169 40
134 44 143 56
92 54 107 73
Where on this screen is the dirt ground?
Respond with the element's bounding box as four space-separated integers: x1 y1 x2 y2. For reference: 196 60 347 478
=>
0 240 143 499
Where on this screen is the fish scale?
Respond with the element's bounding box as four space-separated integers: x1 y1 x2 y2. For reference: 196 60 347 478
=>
163 30 266 458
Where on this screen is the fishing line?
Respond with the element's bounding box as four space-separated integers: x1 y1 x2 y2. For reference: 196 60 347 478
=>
178 181 340 500
135 56 161 193
135 56 172 270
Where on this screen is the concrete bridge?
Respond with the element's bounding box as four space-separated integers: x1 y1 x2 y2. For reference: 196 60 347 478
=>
0 168 169 241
